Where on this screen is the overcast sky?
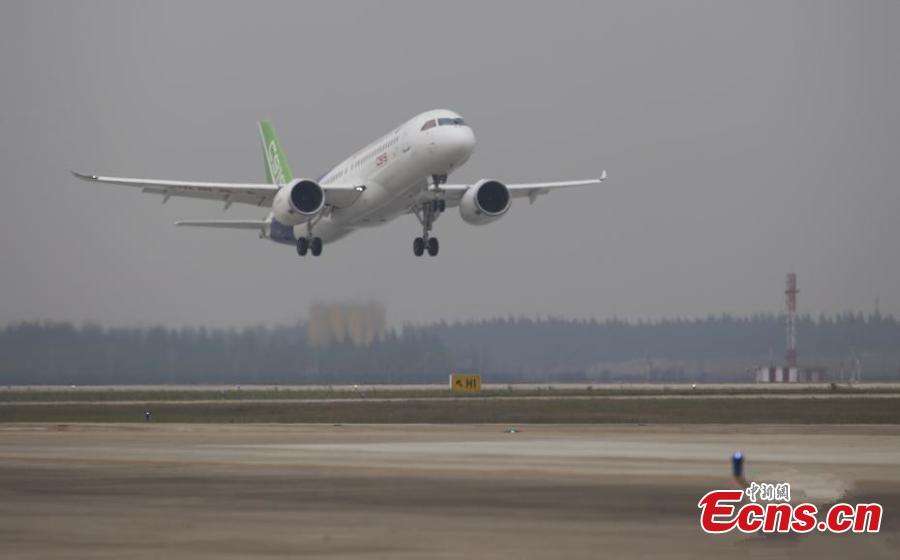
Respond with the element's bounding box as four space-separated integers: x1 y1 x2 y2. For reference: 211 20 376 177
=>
1 1 898 328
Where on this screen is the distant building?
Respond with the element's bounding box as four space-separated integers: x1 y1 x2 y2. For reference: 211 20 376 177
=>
754 366 826 383
306 301 386 348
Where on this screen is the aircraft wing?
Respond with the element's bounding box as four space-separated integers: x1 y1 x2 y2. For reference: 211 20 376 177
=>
71 172 363 209
431 171 607 206
502 173 606 203
175 220 268 230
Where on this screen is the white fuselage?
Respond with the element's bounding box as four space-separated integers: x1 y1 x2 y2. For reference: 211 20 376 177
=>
267 109 476 244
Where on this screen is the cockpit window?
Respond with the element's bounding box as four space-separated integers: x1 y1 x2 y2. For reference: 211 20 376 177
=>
437 117 466 126
423 117 466 131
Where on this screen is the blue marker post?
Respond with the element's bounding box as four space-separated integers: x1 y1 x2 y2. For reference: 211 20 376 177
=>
732 451 748 489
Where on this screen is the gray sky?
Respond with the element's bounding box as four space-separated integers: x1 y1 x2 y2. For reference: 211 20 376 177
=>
1 0 898 328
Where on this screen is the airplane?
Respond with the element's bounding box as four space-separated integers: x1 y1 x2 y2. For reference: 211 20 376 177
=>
73 109 606 257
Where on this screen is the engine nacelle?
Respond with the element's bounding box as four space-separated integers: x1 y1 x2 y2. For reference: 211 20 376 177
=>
459 179 511 225
272 179 325 225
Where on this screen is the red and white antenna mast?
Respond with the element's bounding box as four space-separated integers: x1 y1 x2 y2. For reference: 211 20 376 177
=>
785 273 798 369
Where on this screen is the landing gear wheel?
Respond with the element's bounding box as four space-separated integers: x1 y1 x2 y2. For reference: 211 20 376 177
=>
414 195 444 257
296 237 309 256
310 237 323 256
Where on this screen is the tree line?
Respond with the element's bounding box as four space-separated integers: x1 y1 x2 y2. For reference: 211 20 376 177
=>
1 312 898 384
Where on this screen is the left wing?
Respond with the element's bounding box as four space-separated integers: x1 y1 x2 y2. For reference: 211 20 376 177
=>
503 173 606 204
436 171 607 205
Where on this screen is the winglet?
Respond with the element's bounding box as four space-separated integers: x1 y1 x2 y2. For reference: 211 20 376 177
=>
600 169 608 182
71 171 99 182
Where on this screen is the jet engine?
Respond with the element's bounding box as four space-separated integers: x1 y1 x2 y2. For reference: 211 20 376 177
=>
272 179 325 225
459 179 511 225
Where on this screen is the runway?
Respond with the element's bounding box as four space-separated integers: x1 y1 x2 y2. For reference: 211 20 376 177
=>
5 393 900 407
1 424 898 558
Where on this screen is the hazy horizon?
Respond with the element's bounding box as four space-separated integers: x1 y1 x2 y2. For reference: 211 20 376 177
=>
2 1 898 329
3 303 894 332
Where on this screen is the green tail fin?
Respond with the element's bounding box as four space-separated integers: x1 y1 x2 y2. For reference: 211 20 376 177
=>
258 121 294 185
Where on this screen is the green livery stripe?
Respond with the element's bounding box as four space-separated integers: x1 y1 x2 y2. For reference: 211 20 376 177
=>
258 121 294 184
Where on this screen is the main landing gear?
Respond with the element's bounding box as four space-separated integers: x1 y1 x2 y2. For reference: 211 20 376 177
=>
296 236 323 257
297 218 323 257
413 176 447 257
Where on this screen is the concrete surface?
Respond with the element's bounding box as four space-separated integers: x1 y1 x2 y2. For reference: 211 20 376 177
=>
1 424 898 558
3 382 900 392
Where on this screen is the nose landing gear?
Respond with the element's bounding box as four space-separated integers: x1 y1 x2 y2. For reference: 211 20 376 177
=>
412 201 442 256
412 234 440 257
413 178 447 257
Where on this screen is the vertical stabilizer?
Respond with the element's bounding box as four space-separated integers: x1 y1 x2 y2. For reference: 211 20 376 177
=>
258 121 294 185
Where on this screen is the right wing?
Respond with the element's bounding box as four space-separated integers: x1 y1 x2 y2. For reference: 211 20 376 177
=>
175 220 268 230
74 121 367 212
71 172 278 208
71 172 364 209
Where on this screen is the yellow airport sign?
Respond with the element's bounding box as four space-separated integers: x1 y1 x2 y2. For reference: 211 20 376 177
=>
450 373 481 393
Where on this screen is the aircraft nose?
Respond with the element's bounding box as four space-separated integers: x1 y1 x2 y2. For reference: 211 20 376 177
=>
441 126 476 161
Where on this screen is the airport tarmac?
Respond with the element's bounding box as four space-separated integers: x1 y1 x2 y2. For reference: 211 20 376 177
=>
5 383 900 392
1 424 898 559
6 393 900 407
